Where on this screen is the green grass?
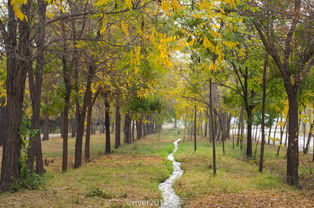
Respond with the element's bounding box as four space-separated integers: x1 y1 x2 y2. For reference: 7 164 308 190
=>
0 129 313 208
174 137 313 202
0 129 180 208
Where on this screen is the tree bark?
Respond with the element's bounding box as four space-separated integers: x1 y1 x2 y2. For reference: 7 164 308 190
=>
246 107 253 157
115 105 121 148
85 90 99 161
27 0 47 175
259 54 267 172
136 119 143 140
104 99 111 154
42 114 49 141
0 1 30 191
304 121 313 154
286 88 299 185
61 18 71 172
194 105 197 152
74 62 95 168
124 113 132 144
209 79 216 175
277 116 287 156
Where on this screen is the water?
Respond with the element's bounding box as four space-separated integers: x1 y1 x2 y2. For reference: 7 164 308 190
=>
159 138 183 208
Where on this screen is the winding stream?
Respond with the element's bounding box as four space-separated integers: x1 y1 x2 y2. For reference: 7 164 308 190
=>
159 138 183 208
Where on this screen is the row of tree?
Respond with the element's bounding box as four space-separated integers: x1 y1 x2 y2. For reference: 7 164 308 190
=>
162 0 313 186
0 0 175 191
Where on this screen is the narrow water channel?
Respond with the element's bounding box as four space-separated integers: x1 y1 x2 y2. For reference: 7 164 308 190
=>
159 138 183 208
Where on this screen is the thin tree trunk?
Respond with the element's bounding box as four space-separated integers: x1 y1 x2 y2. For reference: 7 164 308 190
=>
194 105 197 152
209 79 216 175
131 120 135 141
84 90 99 161
259 54 267 172
304 121 313 154
272 118 279 145
74 63 95 168
267 124 273 145
277 116 287 156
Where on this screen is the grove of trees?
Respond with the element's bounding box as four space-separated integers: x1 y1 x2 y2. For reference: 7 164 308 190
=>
0 0 313 192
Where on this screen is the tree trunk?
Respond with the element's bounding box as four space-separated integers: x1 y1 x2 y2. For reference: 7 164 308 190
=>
194 105 197 152
259 54 267 172
136 119 143 140
71 117 76 137
42 114 49 141
277 116 287 156
115 105 121 148
304 121 313 154
267 124 273 145
85 103 93 161
286 88 299 185
104 100 111 154
246 107 253 157
61 18 71 172
131 120 135 141
204 120 208 138
124 113 132 144
0 2 30 191
273 118 279 145
27 0 47 175
209 79 216 175
74 63 94 168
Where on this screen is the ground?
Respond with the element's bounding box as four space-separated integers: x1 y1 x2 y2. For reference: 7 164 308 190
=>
0 129 313 208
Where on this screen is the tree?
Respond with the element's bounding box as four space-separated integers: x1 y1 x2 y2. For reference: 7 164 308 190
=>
250 0 314 185
0 0 32 191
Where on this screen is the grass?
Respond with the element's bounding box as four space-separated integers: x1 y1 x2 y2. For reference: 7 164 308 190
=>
173 136 314 207
0 129 181 208
0 129 313 208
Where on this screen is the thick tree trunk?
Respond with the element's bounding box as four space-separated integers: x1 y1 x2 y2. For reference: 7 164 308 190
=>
0 2 29 191
104 100 111 154
286 88 299 185
115 105 121 148
136 119 143 140
246 107 253 157
124 113 132 144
